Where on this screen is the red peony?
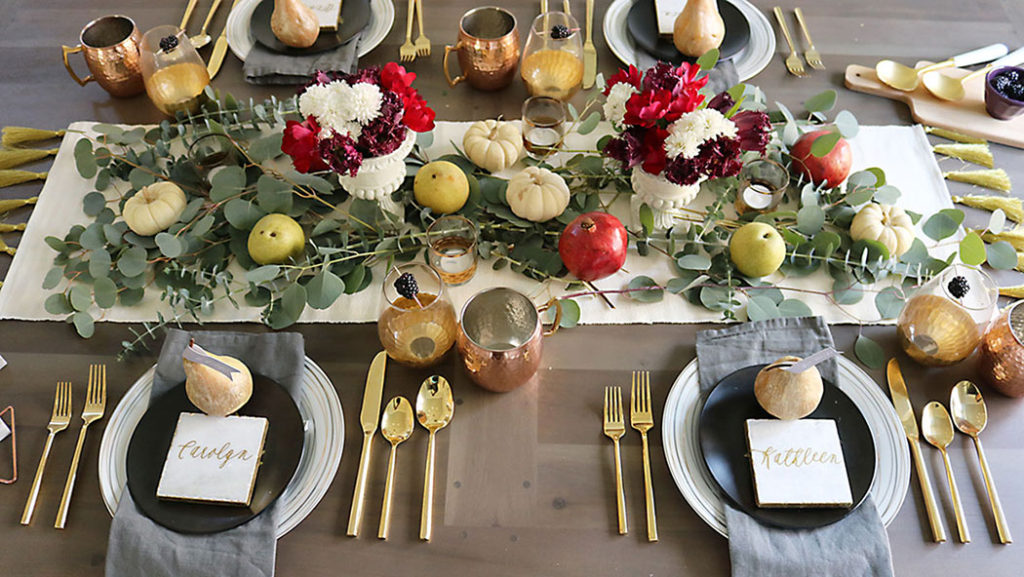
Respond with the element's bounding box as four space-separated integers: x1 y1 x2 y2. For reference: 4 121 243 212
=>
381 62 417 96
604 65 642 95
640 127 669 175
402 93 436 132
282 118 328 173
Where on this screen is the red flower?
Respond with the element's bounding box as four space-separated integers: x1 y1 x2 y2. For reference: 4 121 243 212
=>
604 65 642 96
402 93 436 132
282 118 328 173
624 89 672 126
381 62 416 96
640 127 669 175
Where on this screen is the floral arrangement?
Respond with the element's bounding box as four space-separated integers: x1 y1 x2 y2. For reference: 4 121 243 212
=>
282 63 436 175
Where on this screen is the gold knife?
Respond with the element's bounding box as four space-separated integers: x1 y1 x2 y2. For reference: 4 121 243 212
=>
887 358 947 543
207 0 243 80
582 0 596 89
347 350 388 537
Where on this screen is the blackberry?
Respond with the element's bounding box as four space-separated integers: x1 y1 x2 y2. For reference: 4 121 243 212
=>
948 275 970 299
992 74 1012 93
159 35 179 53
1005 69 1023 83
394 272 419 300
550 24 571 39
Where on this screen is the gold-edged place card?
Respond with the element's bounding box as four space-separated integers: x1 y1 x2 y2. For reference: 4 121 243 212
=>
745 418 853 508
306 0 343 31
157 413 268 506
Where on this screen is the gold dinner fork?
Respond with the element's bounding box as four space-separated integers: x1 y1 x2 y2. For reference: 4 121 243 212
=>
773 7 807 77
603 386 627 535
794 8 824 70
414 0 430 57
630 370 657 542
55 365 106 529
400 0 417 62
21 382 72 525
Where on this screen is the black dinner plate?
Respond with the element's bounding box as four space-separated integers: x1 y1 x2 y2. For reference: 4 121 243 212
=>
698 364 876 529
126 373 304 534
627 0 750 65
251 0 371 56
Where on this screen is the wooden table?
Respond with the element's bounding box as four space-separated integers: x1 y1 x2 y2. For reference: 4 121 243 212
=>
1 0 1023 575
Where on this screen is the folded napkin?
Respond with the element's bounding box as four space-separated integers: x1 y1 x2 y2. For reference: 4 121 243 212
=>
695 317 894 577
106 329 305 577
244 33 362 85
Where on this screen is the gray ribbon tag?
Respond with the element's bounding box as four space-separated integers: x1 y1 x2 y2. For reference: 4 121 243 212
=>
183 342 241 380
784 347 841 374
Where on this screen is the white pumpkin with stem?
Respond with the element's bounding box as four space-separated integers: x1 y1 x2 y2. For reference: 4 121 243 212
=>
849 202 915 258
462 120 523 173
122 181 187 236
506 166 570 223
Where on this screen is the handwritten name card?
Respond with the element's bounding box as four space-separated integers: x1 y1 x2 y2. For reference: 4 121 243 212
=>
306 0 343 31
745 419 853 508
157 413 268 506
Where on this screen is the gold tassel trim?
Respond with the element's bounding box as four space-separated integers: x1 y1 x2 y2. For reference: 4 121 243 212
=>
0 238 15 256
978 228 1024 251
933 143 994 168
0 148 58 170
1 127 65 149
0 196 38 215
0 223 26 233
953 195 1024 222
0 170 46 188
944 169 1012 193
1016 252 1024 273
925 126 987 144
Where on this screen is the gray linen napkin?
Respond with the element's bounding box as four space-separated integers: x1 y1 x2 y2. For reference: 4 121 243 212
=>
695 317 895 577
106 329 305 577
244 33 362 85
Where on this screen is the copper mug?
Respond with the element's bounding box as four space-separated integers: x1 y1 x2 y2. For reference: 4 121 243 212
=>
978 300 1024 397
443 7 520 91
62 15 145 98
457 288 561 392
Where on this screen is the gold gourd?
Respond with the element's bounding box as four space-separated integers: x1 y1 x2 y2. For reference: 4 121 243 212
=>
271 0 319 49
673 0 725 58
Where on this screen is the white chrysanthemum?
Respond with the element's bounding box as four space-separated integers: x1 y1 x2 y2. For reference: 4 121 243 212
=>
603 83 637 126
298 83 334 121
663 109 738 159
349 83 383 124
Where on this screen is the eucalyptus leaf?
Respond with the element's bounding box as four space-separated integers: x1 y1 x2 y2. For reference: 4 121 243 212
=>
69 284 92 312
959 231 986 266
874 185 901 205
82 191 107 216
103 223 125 245
746 295 780 321
874 286 906 319
796 205 825 235
639 203 654 236
45 236 68 252
73 138 97 179
155 232 184 258
986 240 1017 270
989 208 1007 235
778 298 813 318
899 238 929 265
305 270 345 309
627 276 664 303
577 112 601 135
556 298 581 328
224 198 267 230
88 249 111 278
93 276 118 309
42 267 64 290
44 293 73 315
248 132 284 162
810 131 842 158
923 209 964 241
416 130 434 149
854 334 885 369
210 165 247 202
119 287 145 306
832 278 864 305
700 286 733 311
804 89 838 113
846 170 878 189
696 48 720 71
343 264 367 294
256 174 294 213
128 167 157 190
267 283 307 329
117 245 148 277
676 254 712 270
312 218 341 237
191 214 215 237
80 223 107 251
72 311 95 338
834 110 860 139
246 264 280 285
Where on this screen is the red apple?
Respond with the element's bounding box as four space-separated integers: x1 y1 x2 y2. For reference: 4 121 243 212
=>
558 212 628 282
790 129 852 188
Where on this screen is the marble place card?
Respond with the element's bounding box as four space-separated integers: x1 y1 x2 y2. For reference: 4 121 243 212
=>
306 0 343 30
745 419 853 508
157 413 268 506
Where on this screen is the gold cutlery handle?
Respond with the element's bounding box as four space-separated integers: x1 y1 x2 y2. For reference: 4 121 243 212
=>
974 437 1012 543
21 432 56 525
54 423 90 529
640 431 658 542
347 431 374 537
404 0 415 43
612 438 627 535
420 430 437 541
414 0 425 37
181 0 199 30
940 449 970 543
200 0 225 35
793 7 814 46
772 7 798 53
378 444 398 540
909 440 947 542
585 0 593 43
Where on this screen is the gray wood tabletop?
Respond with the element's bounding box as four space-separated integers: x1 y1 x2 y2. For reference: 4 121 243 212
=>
0 0 1023 575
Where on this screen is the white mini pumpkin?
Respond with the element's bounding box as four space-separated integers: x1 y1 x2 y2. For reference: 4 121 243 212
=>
463 120 523 173
849 203 914 258
122 181 187 236
506 166 570 223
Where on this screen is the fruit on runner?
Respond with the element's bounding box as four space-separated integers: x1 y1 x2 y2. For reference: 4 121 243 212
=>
414 161 470 214
247 214 306 265
729 222 786 278
790 129 852 188
558 212 628 282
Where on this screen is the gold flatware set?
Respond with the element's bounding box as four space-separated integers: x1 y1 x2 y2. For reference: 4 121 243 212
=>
178 0 234 79
774 6 825 77
400 0 431 62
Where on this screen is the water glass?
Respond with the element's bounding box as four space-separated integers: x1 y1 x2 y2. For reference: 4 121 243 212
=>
522 96 566 160
427 215 478 286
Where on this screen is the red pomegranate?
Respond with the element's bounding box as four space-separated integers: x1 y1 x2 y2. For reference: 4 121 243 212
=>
790 129 852 189
558 212 628 281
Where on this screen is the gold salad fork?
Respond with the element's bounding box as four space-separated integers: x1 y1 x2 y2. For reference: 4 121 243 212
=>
773 7 807 77
414 0 430 57
400 0 417 62
603 386 627 535
631 371 657 542
21 382 72 525
794 8 824 70
55 364 106 529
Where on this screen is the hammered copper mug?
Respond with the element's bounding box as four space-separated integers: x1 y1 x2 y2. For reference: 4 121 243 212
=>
62 15 145 98
443 7 520 91
978 300 1024 397
457 288 561 392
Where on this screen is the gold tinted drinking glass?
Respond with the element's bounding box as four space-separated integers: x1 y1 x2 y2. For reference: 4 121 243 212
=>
378 263 458 368
735 159 788 215
140 25 211 116
522 96 567 160
520 12 584 101
427 215 478 286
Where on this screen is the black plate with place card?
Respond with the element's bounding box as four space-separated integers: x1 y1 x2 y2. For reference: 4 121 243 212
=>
698 364 876 529
627 0 750 65
126 374 304 534
251 0 371 55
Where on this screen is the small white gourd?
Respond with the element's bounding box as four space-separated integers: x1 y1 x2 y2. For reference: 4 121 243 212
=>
506 166 571 223
849 203 915 258
462 120 523 173
122 182 187 236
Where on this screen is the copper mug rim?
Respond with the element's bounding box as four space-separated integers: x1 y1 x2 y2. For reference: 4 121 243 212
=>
458 287 560 353
1004 299 1024 348
79 14 138 49
458 6 518 41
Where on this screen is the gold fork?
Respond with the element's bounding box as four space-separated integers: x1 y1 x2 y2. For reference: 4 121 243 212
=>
794 8 824 70
413 0 430 57
630 370 658 542
55 365 106 529
21 382 72 525
399 0 417 62
773 7 807 77
603 386 628 535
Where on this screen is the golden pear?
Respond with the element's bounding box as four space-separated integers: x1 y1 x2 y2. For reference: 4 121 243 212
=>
184 352 253 417
673 0 726 58
271 0 319 48
754 356 823 420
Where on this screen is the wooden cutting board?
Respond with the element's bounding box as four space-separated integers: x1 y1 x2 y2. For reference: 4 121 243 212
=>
845 62 1024 149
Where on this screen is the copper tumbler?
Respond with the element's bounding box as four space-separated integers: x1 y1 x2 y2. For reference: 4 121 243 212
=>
61 15 144 98
443 7 520 91
457 288 561 392
978 300 1024 397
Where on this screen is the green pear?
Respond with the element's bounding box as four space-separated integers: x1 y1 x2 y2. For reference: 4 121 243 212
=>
183 352 253 417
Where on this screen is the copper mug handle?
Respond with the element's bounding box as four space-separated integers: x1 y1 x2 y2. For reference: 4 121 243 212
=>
61 45 94 87
443 42 466 88
537 298 563 337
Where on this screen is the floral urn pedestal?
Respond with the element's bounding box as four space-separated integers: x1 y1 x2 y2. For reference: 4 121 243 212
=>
338 131 416 219
630 168 703 230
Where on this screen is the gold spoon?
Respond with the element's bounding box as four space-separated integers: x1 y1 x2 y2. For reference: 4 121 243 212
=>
378 396 414 540
190 0 224 49
922 401 971 543
950 381 1013 544
923 47 1024 101
416 375 454 541
875 43 1007 91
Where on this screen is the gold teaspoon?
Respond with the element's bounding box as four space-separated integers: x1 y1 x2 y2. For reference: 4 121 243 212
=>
875 43 1008 91
378 396 414 540
922 401 971 543
416 375 454 541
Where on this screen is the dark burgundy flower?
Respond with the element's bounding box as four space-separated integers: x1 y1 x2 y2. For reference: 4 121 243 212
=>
318 132 363 177
282 118 328 173
732 110 772 153
604 65 643 96
662 136 743 185
707 91 736 114
604 127 645 168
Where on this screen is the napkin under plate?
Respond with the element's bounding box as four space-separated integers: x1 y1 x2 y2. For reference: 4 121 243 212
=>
244 32 362 85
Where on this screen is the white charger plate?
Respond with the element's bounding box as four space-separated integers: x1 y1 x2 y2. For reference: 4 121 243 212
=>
662 356 911 537
603 0 775 81
97 357 344 539
226 0 395 62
